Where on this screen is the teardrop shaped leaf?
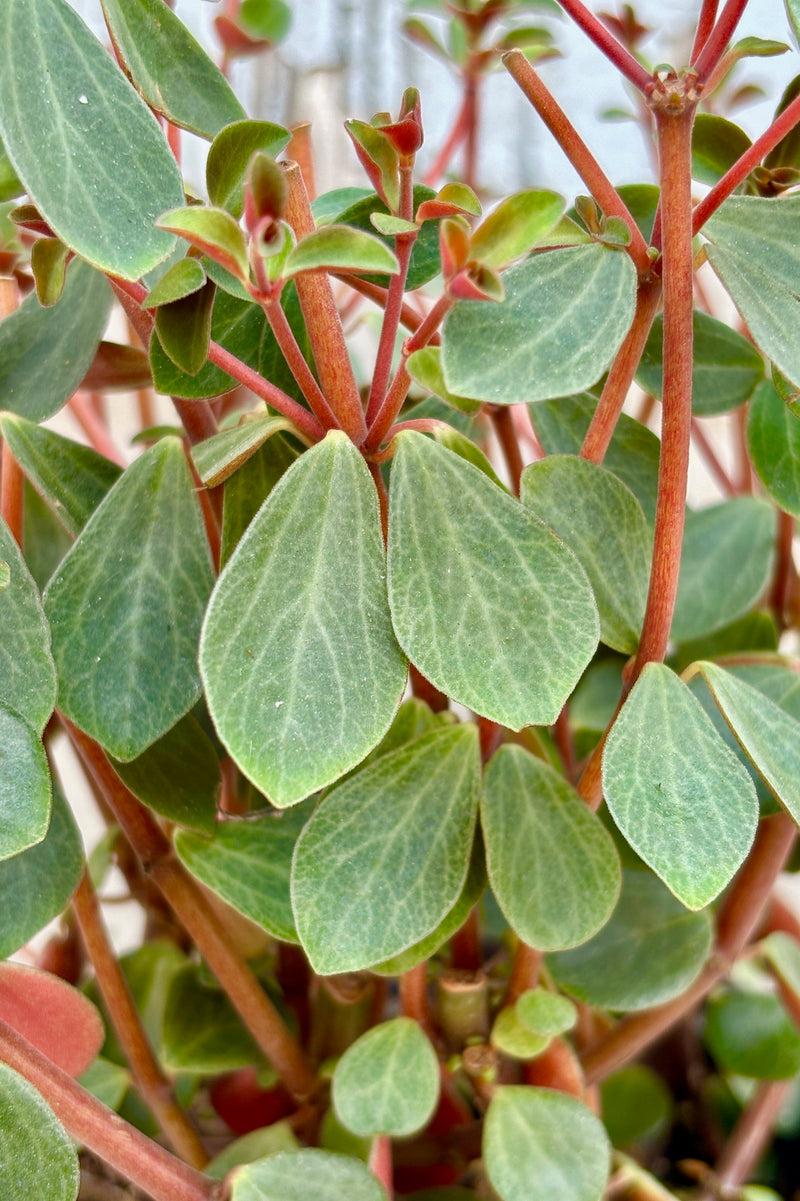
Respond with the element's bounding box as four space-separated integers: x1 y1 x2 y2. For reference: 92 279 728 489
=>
206 120 292 218
521 455 650 654
0 516 56 734
332 1018 440 1137
201 432 407 807
0 784 82 959
175 802 314 943
0 0 184 278
154 278 216 376
0 703 51 861
0 1064 79 1201
484 1087 609 1201
747 379 800 516
100 0 245 138
692 114 752 185
388 433 598 729
0 258 111 422
158 206 249 282
284 224 399 276
469 190 564 267
705 990 800 1079
697 660 800 824
482 745 620 950
291 725 480 974
44 439 215 761
602 663 758 909
161 962 261 1075
547 869 713 1011
230 1149 387 1201
441 243 636 404
672 498 775 642
0 414 122 537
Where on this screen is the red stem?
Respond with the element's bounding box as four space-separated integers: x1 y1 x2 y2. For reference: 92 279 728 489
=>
690 0 720 63
693 0 750 83
399 963 435 1038
463 71 479 192
555 0 652 92
69 393 127 466
369 1134 394 1198
0 438 24 546
502 51 652 276
262 294 339 430
691 416 738 497
488 406 523 496
424 92 471 187
333 273 436 340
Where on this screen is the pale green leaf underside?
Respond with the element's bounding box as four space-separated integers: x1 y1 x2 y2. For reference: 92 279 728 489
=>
100 0 245 139
747 380 800 518
332 1017 440 1137
521 455 650 654
484 1087 609 1201
672 498 775 642
0 784 82 958
291 725 480 974
0 704 51 862
0 516 57 734
230 1150 387 1201
547 869 713 1012
201 432 407 808
482 745 620 950
0 0 183 278
0 1064 79 1201
603 663 758 909
388 433 599 729
44 439 214 761
441 243 637 403
175 803 314 944
698 661 800 825
192 414 308 488
0 259 111 422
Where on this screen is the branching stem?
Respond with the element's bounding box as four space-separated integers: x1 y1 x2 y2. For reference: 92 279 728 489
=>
555 0 652 91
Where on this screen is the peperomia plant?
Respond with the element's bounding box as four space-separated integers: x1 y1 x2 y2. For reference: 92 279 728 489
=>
4 0 800 1198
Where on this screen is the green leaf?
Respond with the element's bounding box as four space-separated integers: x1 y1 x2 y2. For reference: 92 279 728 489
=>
696 661 800 824
221 431 299 566
206 1125 300 1180
521 455 650 654
370 212 418 235
332 1018 440 1137
31 237 69 306
100 0 245 139
762 930 800 994
142 257 207 308
284 225 399 277
528 394 660 525
674 610 778 674
705 990 800 1079
515 989 577 1037
0 1064 79 1201
692 114 752 185
482 746 620 950
470 190 565 267
0 783 82 959
600 1065 672 1147
0 258 111 422
747 379 800 515
110 714 220 835
704 195 800 390
0 414 121 537
291 725 480 974
406 347 483 415
490 1007 549 1060
44 439 214 761
230 1149 387 1201
636 310 764 417
157 206 249 282
672 499 775 642
240 0 292 43
154 278 215 376
161 962 261 1075
175 802 314 943
441 244 636 404
547 869 713 1011
432 426 504 484
0 0 184 278
21 482 73 591
0 137 23 203
0 703 51 861
78 1057 129 1112
331 187 440 290
201 433 407 807
388 433 598 729
206 121 292 219
192 415 309 488
602 663 758 909
484 1087 609 1201
0 516 56 733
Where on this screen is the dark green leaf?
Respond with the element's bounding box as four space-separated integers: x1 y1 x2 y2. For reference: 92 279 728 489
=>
0 703 51 861
221 431 299 566
0 1064 79 1201
331 187 440 290
100 0 245 138
192 414 309 488
142 257 206 308
673 611 778 673
0 515 56 733
206 1125 300 1180
692 114 752 185
44 439 214 761
111 714 220 835
0 258 111 422
161 962 262 1075
0 0 184 278
21 482 73 591
332 1018 440 1137
705 991 800 1079
206 120 292 219
406 347 483 415
600 1065 672 1147
747 379 800 515
78 1058 129 1112
230 1150 387 1201
154 278 216 376
0 138 23 203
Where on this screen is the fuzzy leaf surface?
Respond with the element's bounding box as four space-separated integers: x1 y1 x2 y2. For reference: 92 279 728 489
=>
0 516 56 733
0 962 104 1076
192 415 307 487
100 0 245 138
747 380 800 516
388 433 598 728
161 963 261 1075
442 244 636 404
206 120 291 218
332 1018 440 1137
484 1087 609 1201
0 259 111 422
547 869 713 1011
230 1150 387 1201
44 439 214 761
0 1064 79 1201
603 663 758 909
201 433 407 807
482 746 620 950
0 0 183 278
291 725 480 974
111 714 220 835
521 455 650 654
284 224 399 276
0 704 51 861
